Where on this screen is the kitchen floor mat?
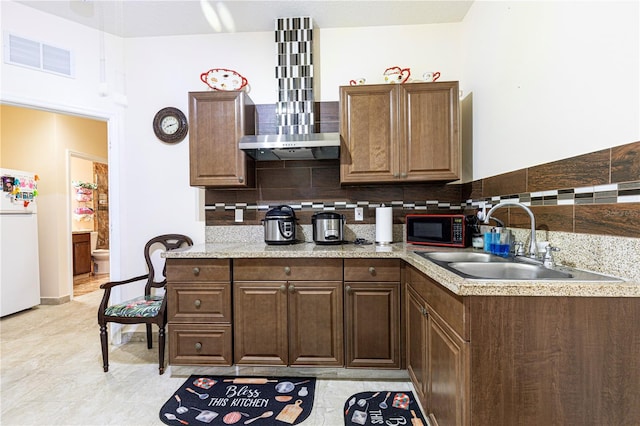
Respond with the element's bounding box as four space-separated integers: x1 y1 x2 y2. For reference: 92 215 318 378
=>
343 391 427 426
160 376 315 425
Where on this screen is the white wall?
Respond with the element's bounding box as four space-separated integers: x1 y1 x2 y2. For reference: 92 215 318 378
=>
317 23 463 100
123 24 462 103
462 1 640 178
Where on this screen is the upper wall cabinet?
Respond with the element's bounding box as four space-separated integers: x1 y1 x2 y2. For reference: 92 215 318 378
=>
340 82 460 184
189 91 256 188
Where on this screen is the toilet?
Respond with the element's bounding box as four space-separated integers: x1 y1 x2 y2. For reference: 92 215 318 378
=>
90 231 110 275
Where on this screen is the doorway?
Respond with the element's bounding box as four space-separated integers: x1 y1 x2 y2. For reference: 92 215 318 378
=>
0 102 115 303
70 153 110 296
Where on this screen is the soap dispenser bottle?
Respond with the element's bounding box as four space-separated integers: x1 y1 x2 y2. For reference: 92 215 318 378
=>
484 228 496 253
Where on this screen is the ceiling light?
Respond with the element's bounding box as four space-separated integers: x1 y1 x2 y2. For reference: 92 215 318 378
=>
200 0 222 32
216 2 235 33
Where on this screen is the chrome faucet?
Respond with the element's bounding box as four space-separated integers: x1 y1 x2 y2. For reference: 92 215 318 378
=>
485 215 505 228
484 201 537 258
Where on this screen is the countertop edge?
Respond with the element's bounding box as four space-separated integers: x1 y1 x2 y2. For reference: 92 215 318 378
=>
164 243 639 297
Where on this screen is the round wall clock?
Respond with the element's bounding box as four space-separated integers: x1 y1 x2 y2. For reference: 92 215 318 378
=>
153 107 188 143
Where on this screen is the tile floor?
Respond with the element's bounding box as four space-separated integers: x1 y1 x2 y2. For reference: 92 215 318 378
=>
1 290 417 425
73 273 110 297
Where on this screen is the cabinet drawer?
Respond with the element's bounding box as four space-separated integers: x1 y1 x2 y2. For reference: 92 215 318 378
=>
234 258 343 281
72 232 90 243
166 258 230 281
167 283 231 323
344 259 401 282
169 324 232 366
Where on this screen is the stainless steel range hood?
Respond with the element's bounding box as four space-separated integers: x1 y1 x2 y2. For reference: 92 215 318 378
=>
239 17 340 161
239 133 340 161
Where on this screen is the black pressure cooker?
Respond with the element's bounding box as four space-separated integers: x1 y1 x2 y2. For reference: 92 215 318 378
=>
263 205 297 245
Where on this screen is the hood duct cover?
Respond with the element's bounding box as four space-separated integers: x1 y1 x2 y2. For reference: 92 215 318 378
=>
239 17 339 161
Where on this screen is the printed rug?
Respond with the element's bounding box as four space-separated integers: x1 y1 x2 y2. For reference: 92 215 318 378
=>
160 376 315 425
343 391 428 426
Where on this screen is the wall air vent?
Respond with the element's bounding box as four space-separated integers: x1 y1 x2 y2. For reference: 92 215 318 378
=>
4 33 74 78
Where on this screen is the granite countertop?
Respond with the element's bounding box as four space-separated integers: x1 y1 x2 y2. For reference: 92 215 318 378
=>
164 242 639 298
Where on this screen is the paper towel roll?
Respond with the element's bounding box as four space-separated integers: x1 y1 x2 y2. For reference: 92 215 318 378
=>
375 206 393 245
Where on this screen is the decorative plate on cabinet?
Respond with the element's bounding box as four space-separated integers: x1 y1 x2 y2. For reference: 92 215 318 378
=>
200 68 248 91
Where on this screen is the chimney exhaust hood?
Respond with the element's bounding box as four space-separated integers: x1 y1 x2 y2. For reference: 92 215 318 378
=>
239 17 340 161
239 133 340 161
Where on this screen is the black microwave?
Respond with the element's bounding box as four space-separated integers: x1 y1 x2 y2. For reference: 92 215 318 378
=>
406 214 469 247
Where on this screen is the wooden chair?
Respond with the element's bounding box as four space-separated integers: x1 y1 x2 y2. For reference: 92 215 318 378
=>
98 234 193 374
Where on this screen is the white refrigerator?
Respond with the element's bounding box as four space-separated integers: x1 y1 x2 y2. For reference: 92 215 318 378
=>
1 168 41 316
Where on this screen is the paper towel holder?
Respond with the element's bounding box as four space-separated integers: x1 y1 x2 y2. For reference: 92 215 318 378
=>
375 204 393 245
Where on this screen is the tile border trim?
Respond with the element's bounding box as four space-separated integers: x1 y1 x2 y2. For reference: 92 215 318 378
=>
205 180 640 212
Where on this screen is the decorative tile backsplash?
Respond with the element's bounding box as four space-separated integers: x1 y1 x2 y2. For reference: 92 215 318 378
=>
206 179 640 212
275 17 314 135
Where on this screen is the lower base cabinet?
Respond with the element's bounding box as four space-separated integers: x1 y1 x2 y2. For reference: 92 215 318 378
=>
406 265 469 426
428 311 468 426
469 296 640 425
406 285 428 407
166 259 233 366
233 258 344 366
344 259 401 368
406 264 640 426
72 232 92 275
165 257 640 425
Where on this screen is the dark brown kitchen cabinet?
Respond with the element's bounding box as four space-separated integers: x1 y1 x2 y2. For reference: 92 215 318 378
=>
405 265 469 426
72 232 92 276
166 259 233 366
188 90 255 187
344 259 401 368
469 296 640 425
406 284 428 406
406 263 640 426
340 81 460 184
233 258 344 367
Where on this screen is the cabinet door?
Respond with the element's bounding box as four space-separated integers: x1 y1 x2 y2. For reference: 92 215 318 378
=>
406 285 428 409
189 91 255 187
288 281 344 366
340 84 399 183
72 233 91 275
344 282 401 368
233 281 288 365
428 311 469 426
400 82 460 181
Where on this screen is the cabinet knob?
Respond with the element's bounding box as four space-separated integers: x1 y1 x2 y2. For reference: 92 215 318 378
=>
393 173 399 178
400 172 407 178
288 284 295 293
345 285 352 294
192 267 200 276
368 266 376 275
280 284 287 293
194 299 201 308
284 266 291 275
194 342 202 351
238 177 244 183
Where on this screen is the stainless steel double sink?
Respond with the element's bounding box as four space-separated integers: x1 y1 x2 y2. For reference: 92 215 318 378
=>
415 251 621 281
